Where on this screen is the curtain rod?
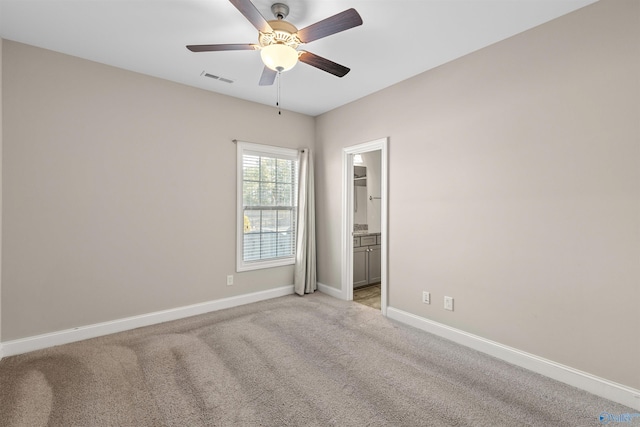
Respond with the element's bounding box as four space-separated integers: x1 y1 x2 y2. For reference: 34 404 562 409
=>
232 139 306 152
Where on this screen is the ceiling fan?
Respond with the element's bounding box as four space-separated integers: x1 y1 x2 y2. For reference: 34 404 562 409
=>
187 0 363 86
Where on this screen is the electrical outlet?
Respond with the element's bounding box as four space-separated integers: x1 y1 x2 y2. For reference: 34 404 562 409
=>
444 296 454 311
227 275 234 286
422 291 430 304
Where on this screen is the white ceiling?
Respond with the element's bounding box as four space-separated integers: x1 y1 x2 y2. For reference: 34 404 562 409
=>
1 0 597 116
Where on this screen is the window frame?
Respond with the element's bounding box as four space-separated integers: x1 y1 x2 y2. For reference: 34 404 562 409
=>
236 141 299 272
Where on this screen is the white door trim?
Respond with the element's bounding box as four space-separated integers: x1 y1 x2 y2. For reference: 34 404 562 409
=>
342 138 389 315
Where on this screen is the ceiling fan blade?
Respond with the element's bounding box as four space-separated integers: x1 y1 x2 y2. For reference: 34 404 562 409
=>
187 44 258 52
259 67 277 86
299 51 350 77
296 8 362 43
229 0 273 34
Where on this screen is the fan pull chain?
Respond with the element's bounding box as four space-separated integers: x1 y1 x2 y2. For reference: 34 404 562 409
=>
276 71 282 115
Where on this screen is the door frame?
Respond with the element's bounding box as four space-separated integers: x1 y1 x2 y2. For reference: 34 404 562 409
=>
341 137 389 315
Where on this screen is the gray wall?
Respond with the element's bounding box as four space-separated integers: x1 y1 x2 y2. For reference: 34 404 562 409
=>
1 41 314 340
315 0 639 389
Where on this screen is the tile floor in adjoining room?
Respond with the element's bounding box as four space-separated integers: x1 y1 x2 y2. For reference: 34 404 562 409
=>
353 283 381 310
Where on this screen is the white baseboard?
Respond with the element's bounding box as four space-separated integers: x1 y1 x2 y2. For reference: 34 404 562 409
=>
2 285 295 358
317 282 344 299
386 307 640 411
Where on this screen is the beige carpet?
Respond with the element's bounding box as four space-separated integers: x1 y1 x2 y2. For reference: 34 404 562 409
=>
0 293 633 426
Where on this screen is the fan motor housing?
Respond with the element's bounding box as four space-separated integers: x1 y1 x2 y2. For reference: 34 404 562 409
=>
259 20 300 48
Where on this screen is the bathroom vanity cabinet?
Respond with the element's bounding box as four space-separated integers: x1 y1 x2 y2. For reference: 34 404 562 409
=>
353 234 381 288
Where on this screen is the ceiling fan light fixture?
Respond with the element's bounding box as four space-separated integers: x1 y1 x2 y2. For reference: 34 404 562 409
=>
260 44 298 72
187 0 363 84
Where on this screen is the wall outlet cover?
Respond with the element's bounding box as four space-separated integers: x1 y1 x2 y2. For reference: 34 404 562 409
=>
444 296 454 311
422 291 430 304
227 275 234 286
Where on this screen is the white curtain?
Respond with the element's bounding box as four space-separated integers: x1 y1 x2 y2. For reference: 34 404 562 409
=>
294 148 316 295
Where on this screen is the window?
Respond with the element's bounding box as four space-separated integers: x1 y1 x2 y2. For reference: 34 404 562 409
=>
237 141 299 272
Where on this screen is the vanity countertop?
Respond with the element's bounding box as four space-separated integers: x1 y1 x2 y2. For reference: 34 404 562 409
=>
353 232 380 237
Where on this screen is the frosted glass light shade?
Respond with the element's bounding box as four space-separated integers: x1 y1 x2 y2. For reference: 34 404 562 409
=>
260 44 298 72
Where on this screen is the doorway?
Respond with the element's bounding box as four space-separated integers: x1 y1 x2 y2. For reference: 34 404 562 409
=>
341 138 388 315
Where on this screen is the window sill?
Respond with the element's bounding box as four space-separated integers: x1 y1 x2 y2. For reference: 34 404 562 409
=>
237 257 295 272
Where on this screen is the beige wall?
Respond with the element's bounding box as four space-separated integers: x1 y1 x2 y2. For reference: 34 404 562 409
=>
1 41 314 340
315 0 639 390
1 0 638 392
0 39 3 347
362 151 381 234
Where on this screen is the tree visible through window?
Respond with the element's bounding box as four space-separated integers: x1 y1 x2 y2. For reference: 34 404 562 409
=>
237 142 298 272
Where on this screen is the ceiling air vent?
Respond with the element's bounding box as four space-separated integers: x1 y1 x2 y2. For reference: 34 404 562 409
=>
201 71 234 84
